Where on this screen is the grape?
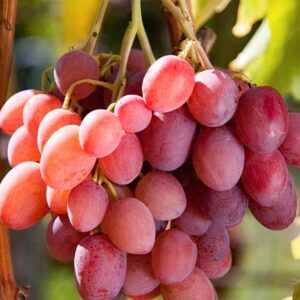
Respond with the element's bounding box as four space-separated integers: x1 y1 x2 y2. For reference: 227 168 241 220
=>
54 50 100 100
196 249 232 279
67 179 109 232
114 95 152 133
46 186 71 214
129 287 161 300
135 170 186 221
195 223 230 261
128 49 146 73
23 93 62 139
124 71 145 96
0 162 48 230
279 112 300 167
151 228 197 285
140 106 197 171
122 254 160 296
40 125 96 190
99 132 143 185
249 175 297 230
242 149 288 207
173 186 211 236
107 184 134 200
187 69 238 127
204 185 249 229
7 126 40 167
102 197 155 254
142 55 195 113
37 108 81 152
80 88 105 111
74 235 126 300
161 267 215 300
234 86 288 153
154 219 168 234
46 215 86 261
0 89 41 135
79 109 123 157
192 126 245 191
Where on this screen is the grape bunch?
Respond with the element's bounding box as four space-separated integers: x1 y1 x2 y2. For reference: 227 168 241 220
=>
0 48 298 300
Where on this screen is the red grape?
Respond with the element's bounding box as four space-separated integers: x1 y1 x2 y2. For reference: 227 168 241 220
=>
235 86 288 153
0 162 48 230
46 186 71 214
74 235 126 300
40 125 96 190
128 49 146 73
99 132 143 185
135 170 186 221
124 71 145 96
151 228 197 284
142 55 195 112
187 69 238 127
192 126 245 191
7 125 40 167
140 106 197 171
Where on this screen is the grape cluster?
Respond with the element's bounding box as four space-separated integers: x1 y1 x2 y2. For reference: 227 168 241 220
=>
0 48 298 300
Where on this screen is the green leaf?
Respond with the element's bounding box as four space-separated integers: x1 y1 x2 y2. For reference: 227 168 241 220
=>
191 0 231 31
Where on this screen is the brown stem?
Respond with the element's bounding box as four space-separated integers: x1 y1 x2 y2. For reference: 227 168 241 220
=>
0 0 17 105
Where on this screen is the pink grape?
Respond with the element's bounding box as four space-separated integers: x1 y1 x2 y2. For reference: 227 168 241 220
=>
46 215 86 261
74 235 126 300
0 89 41 135
204 185 249 228
54 50 100 100
195 223 230 261
7 126 41 167
67 179 109 232
142 55 195 113
37 108 81 152
161 267 215 300
114 95 152 133
279 112 300 167
23 93 62 139
135 170 187 221
79 109 123 157
187 69 238 127
242 149 288 207
124 71 145 96
106 184 134 201
46 186 71 214
151 228 197 285
40 125 96 190
140 106 197 171
197 249 232 279
99 132 143 185
80 88 105 111
0 162 48 230
102 197 155 254
235 86 288 153
128 49 147 73
192 126 245 191
122 254 160 296
249 175 297 230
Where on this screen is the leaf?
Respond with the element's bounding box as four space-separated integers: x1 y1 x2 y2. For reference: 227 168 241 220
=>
191 0 231 31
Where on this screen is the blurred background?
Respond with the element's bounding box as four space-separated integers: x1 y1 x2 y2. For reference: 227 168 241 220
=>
1 0 300 299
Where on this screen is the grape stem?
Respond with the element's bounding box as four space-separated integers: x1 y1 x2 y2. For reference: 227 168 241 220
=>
82 0 109 55
98 172 118 201
161 0 213 69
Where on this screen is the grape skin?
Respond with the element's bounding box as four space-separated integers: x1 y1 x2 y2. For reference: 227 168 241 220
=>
124 71 145 96
235 86 288 153
102 197 155 254
0 89 41 135
151 228 197 285
192 126 245 191
142 55 195 113
127 49 147 73
99 132 143 185
140 106 197 171
46 215 87 262
23 93 62 139
37 108 81 152
74 235 127 300
187 69 238 127
135 170 187 221
0 162 48 230
67 179 109 232
40 125 96 190
46 186 71 214
7 125 41 167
